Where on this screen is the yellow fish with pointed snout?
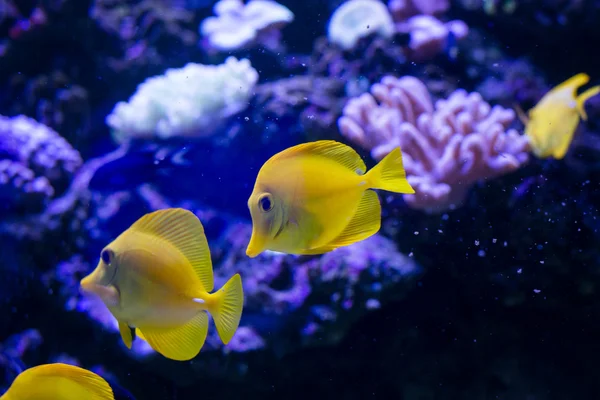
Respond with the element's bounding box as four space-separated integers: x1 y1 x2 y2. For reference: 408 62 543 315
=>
0 363 114 400
523 73 600 159
80 208 244 361
246 140 415 257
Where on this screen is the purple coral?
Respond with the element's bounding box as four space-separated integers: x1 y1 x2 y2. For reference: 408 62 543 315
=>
339 75 530 213
0 115 82 214
388 0 469 62
396 15 468 62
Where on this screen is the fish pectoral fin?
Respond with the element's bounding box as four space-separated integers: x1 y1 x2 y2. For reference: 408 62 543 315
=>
271 140 367 174
27 364 114 399
118 321 133 349
303 190 381 254
128 208 214 292
513 103 530 126
135 328 146 342
576 85 600 120
138 312 209 361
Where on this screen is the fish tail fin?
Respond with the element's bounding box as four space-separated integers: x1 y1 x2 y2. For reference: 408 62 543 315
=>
576 85 600 120
367 147 415 194
209 273 244 345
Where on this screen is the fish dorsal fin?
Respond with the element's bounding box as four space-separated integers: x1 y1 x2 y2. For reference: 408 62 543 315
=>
138 312 209 361
24 364 114 399
128 208 214 292
553 73 590 93
300 190 381 255
270 140 367 175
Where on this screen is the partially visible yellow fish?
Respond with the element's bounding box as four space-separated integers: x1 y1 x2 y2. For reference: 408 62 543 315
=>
524 73 600 159
246 140 415 257
0 363 114 400
80 208 244 361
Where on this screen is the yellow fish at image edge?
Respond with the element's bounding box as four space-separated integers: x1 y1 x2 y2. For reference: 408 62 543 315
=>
80 208 244 361
246 140 415 257
0 363 114 400
523 73 600 159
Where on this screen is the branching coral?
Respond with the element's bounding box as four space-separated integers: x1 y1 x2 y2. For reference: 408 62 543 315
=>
200 0 294 52
338 75 530 212
106 57 259 143
0 115 82 215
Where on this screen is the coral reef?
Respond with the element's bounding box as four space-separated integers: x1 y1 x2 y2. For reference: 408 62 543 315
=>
2 70 90 149
106 57 259 143
1 0 600 398
327 0 395 50
396 15 468 62
339 75 530 212
200 0 294 52
0 115 82 216
90 0 199 73
251 75 346 139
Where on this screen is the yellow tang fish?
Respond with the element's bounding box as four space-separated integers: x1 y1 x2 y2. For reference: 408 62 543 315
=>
80 208 244 361
523 73 600 159
0 363 114 400
246 140 415 257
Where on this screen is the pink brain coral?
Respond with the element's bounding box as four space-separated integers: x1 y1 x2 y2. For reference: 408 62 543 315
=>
338 75 531 213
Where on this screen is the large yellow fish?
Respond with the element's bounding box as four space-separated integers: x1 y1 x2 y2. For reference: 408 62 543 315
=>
523 73 600 159
246 140 415 257
80 208 244 361
0 363 114 400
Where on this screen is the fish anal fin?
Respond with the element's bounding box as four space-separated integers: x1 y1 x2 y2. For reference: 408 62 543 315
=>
551 123 580 160
303 190 381 254
127 208 214 292
139 312 209 361
269 140 367 174
576 85 600 121
23 364 114 399
118 321 133 349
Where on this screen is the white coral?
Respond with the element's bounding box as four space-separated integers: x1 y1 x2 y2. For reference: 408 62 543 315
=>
106 57 259 143
327 0 395 50
200 0 294 52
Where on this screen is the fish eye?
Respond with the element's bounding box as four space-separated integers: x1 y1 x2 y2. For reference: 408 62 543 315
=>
258 194 274 213
101 249 114 265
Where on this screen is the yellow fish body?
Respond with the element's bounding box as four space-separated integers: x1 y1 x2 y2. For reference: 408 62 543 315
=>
525 73 600 159
246 140 415 257
80 208 244 361
0 363 114 400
